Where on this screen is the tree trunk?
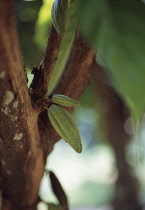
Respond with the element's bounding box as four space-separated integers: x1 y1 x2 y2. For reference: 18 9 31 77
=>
92 63 142 210
0 1 46 208
0 1 95 209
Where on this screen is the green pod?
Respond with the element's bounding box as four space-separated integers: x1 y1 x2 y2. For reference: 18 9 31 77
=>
52 94 79 107
51 0 69 36
48 105 82 153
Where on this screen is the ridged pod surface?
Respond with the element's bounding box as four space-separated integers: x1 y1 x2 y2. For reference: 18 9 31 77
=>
48 105 82 153
52 94 79 107
51 0 68 36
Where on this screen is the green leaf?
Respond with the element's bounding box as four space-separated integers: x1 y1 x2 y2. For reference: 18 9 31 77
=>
77 0 145 120
48 0 78 94
51 0 69 36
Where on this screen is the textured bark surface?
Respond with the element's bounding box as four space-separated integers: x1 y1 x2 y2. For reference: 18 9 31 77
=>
38 32 95 147
30 25 62 100
0 0 45 208
0 1 95 209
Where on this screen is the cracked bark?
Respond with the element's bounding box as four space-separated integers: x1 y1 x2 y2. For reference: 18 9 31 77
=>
0 0 45 209
0 1 95 209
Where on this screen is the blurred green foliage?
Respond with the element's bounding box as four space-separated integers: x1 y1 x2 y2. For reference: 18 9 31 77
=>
77 0 145 121
34 0 53 50
15 0 43 66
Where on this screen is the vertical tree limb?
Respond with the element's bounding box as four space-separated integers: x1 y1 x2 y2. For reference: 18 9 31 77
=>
0 1 45 209
38 33 95 151
53 33 95 103
30 25 62 99
92 62 142 210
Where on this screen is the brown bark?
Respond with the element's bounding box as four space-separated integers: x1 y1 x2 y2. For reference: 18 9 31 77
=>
0 0 45 209
0 1 95 209
92 63 142 210
53 32 95 101
38 32 95 148
30 25 62 100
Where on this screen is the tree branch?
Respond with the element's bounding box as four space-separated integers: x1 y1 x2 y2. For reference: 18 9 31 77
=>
38 32 95 154
92 62 142 210
30 25 62 99
53 33 95 100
